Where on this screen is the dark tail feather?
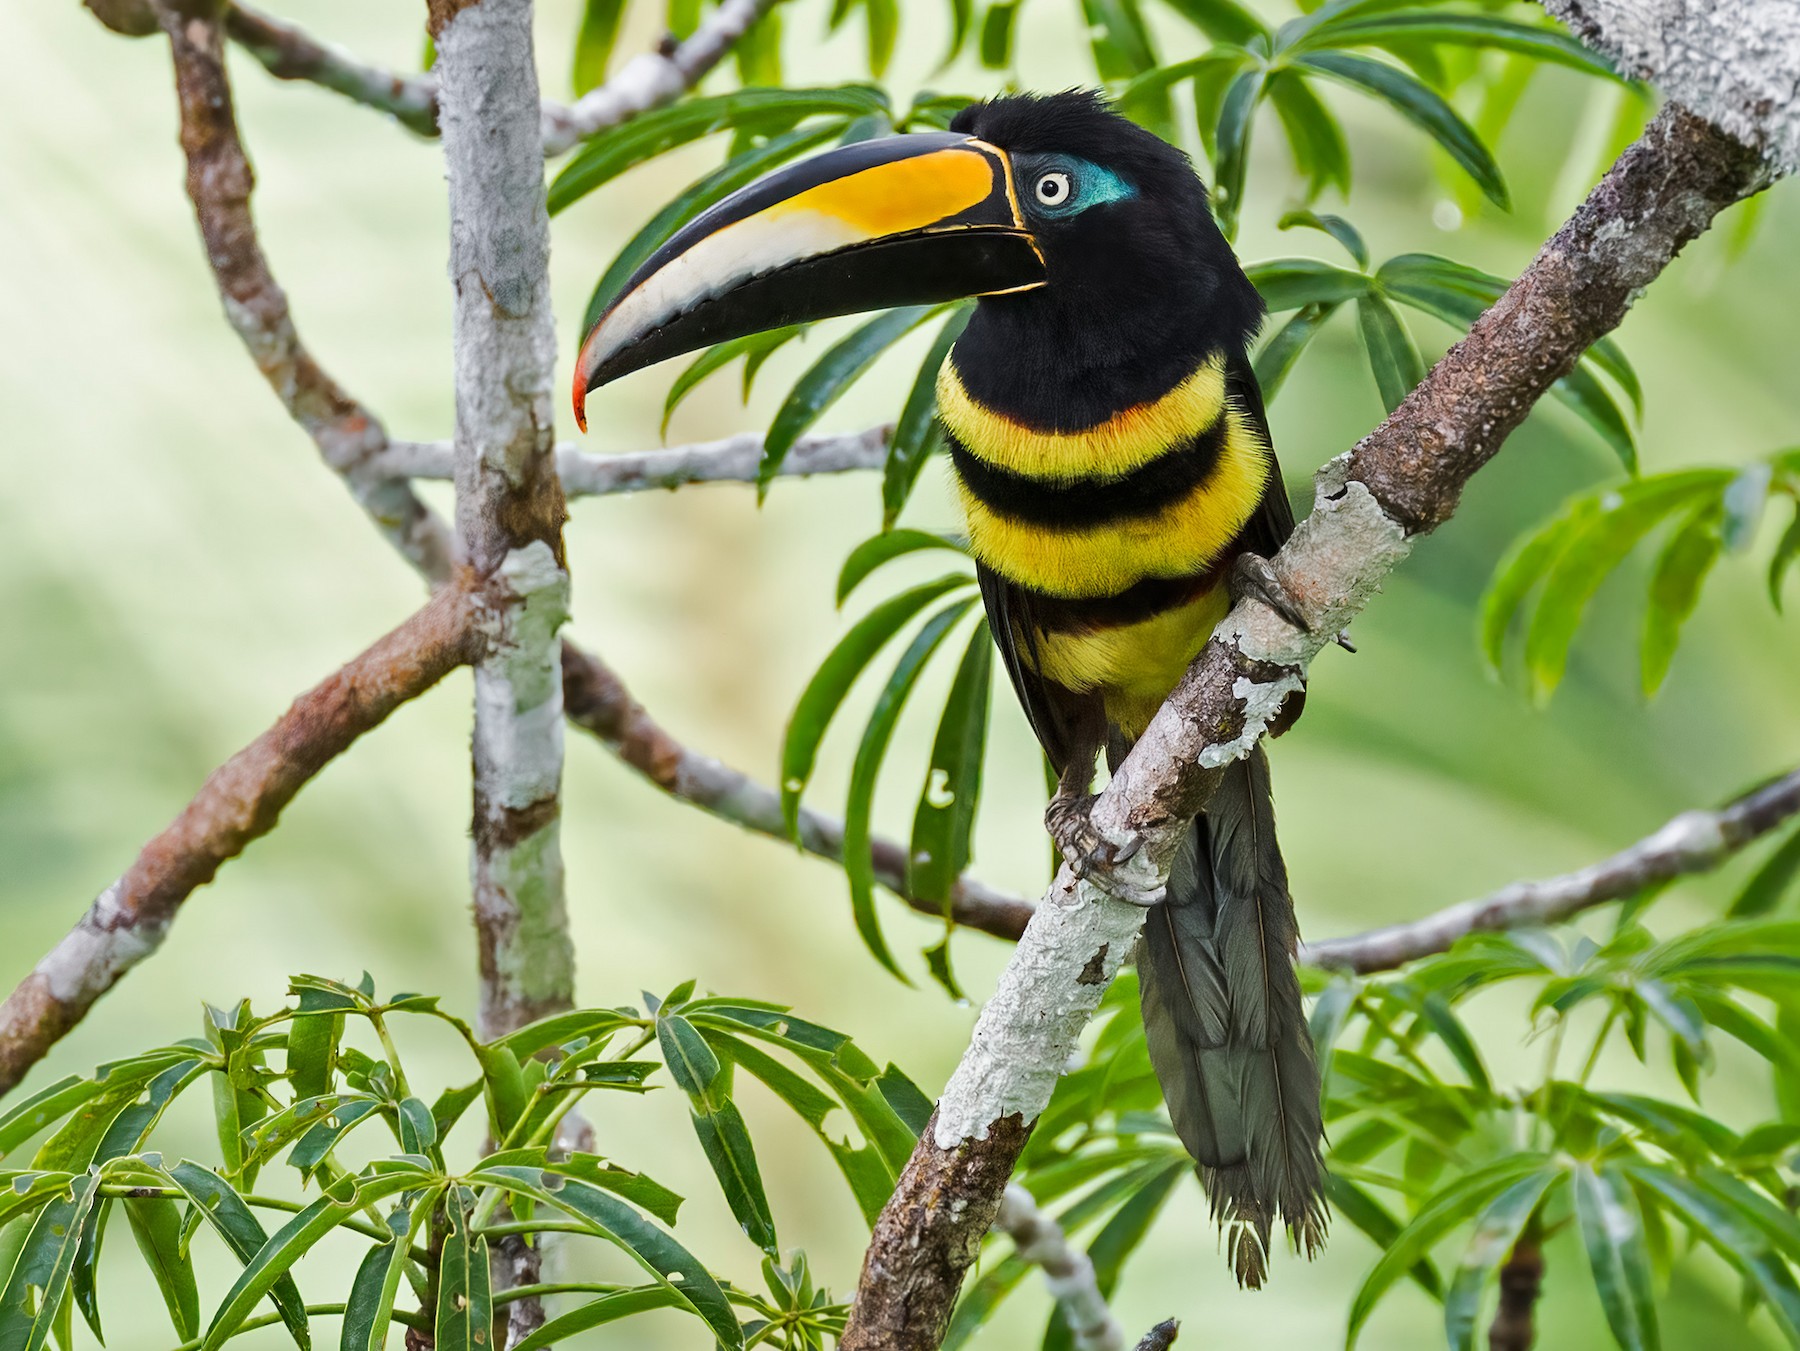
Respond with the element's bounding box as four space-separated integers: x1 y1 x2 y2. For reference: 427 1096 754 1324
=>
1137 744 1325 1288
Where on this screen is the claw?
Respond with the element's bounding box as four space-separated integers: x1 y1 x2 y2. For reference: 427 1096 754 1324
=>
1230 553 1310 634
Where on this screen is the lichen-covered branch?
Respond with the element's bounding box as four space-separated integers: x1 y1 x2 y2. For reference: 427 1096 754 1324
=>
372 425 893 497
1306 765 1800 973
995 1185 1142 1351
559 642 1034 939
539 0 781 155
161 0 453 585
839 104 1776 1351
431 0 574 1059
1544 0 1800 173
0 584 480 1098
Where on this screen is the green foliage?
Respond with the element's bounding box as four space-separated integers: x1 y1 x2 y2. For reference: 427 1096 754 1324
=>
0 975 931 1350
1483 448 1800 702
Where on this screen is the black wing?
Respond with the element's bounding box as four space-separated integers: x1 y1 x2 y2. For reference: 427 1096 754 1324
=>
975 562 1100 777
1226 352 1298 560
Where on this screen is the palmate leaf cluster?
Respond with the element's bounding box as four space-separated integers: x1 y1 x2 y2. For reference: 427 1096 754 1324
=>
0 973 931 1351
14 885 1799 1351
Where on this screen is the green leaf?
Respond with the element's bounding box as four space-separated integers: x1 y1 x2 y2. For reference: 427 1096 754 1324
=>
469 1168 742 1349
512 1287 686 1351
1253 301 1339 400
838 531 971 607
1323 1174 1440 1297
166 1161 310 1350
780 574 975 835
1641 504 1723 695
884 306 973 526
571 0 626 94
732 10 783 88
289 1099 384 1181
0 1080 108 1163
286 1012 343 1102
1523 474 1728 701
1731 824 1800 918
70 1196 107 1342
1296 51 1508 208
907 620 993 910
1481 502 1590 673
1554 362 1639 473
1624 1164 1800 1342
581 123 846 331
548 86 885 213
0 1174 98 1351
1357 292 1425 413
1269 75 1350 198
1769 500 1800 613
844 599 979 979
703 1033 892 1225
657 1012 724 1104
1347 1154 1549 1348
204 1173 416 1351
1279 209 1366 268
1316 14 1619 79
434 1192 490 1351
760 305 939 493
1116 48 1250 113
1245 258 1370 312
125 1197 201 1342
690 1102 779 1253
978 0 1020 68
1210 65 1267 239
1444 1169 1558 1351
663 327 806 433
1159 0 1266 44
339 1196 432 1351
1417 994 1490 1093
1575 1165 1660 1351
864 0 899 75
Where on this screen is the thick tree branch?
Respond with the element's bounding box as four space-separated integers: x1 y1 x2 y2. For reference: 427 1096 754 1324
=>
432 0 574 1058
994 1184 1142 1351
1544 0 1800 173
539 0 781 155
372 425 893 496
0 583 481 1098
1306 765 1800 973
839 104 1777 1351
162 1 454 585
560 643 1034 938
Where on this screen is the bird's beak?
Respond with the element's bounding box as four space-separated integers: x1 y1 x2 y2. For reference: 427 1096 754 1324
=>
572 132 1044 430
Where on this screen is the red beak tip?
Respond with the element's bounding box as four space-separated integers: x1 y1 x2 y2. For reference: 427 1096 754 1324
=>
571 371 589 434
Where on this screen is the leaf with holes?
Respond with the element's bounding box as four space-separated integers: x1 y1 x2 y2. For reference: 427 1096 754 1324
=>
884 306 972 525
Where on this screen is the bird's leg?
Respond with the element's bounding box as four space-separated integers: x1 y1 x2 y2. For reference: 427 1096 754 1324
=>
1044 715 1127 879
1228 552 1310 633
1230 552 1357 652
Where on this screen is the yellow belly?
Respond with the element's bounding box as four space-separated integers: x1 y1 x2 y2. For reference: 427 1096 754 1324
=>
1032 584 1232 737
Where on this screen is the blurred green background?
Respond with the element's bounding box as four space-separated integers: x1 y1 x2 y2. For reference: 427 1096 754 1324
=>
5 1 1799 1346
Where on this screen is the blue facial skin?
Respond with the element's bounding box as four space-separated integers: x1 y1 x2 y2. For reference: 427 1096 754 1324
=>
1013 153 1137 220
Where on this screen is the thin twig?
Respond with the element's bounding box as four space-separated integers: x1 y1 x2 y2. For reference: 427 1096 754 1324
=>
1305 765 1800 973
560 644 1035 940
995 1185 1127 1351
838 103 1779 1351
223 5 441 136
371 425 893 497
0 583 481 1097
162 2 454 585
539 0 782 155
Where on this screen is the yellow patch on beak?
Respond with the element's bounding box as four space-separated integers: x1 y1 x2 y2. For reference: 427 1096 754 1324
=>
769 145 1011 235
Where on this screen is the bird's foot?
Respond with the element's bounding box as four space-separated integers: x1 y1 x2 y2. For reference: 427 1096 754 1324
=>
1229 552 1310 633
1045 793 1161 903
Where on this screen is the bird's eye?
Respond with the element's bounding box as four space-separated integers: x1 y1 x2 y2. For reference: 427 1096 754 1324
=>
1034 171 1073 207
